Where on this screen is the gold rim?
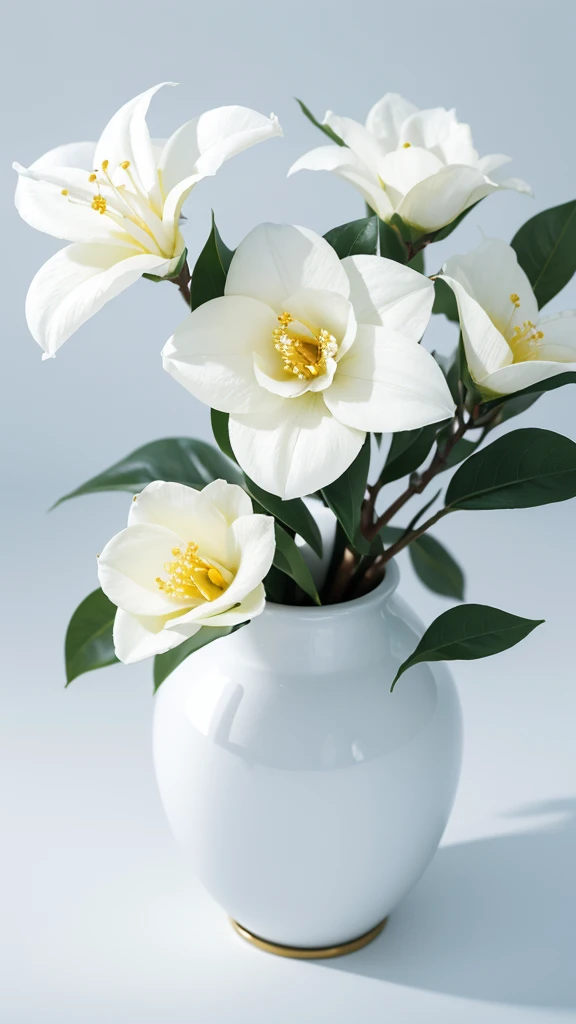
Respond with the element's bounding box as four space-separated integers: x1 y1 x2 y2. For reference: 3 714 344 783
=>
230 916 387 959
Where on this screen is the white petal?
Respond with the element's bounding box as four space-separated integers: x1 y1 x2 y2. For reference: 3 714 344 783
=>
365 93 418 146
442 238 538 331
94 82 176 195
397 164 494 232
26 243 174 357
98 523 192 617
323 113 385 173
13 142 126 244
225 223 350 309
479 154 532 194
160 106 281 192
378 146 445 195
229 393 365 499
481 359 576 396
199 479 253 523
113 608 189 664
128 480 230 566
162 295 278 413
288 146 394 221
440 275 512 381
168 513 275 625
169 584 266 633
401 108 478 166
537 310 576 358
342 255 433 340
323 324 455 432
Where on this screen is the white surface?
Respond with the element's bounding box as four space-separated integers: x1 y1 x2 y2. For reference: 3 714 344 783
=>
153 566 462 947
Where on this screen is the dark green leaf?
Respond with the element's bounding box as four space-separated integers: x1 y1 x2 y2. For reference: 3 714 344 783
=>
432 278 459 322
441 437 480 471
378 218 408 263
65 588 118 685
408 249 425 275
142 247 188 283
496 391 542 423
52 437 242 508
446 427 576 510
324 217 378 258
380 526 464 600
210 409 237 462
295 98 345 145
190 213 234 311
153 625 242 692
380 425 438 485
408 534 465 600
244 477 323 558
511 200 576 308
263 563 292 604
392 604 543 689
321 436 370 548
273 523 320 605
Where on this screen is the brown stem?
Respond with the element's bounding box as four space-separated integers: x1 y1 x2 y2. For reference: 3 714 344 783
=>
380 506 452 566
173 260 191 306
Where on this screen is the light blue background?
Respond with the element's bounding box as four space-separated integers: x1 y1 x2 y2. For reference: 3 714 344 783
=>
2 1 576 1020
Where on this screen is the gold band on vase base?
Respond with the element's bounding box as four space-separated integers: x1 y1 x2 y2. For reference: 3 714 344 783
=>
230 916 387 959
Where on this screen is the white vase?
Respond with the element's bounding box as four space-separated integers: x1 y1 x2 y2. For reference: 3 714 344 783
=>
153 562 462 957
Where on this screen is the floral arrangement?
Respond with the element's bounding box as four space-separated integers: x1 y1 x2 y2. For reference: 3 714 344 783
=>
15 84 576 691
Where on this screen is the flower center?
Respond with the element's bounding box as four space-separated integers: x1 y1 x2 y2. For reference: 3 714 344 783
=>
60 158 172 257
504 294 545 362
156 543 229 603
272 311 338 381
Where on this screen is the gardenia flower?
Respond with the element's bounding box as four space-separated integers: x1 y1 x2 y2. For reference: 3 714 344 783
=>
97 479 275 664
289 93 530 233
162 223 455 498
14 83 281 358
441 238 576 396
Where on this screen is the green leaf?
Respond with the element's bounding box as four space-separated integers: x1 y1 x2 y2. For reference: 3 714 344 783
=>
321 436 371 548
446 427 576 510
65 588 119 685
190 213 234 311
392 603 543 689
153 625 242 692
142 247 188 283
511 200 576 308
432 278 459 322
408 534 465 600
295 98 345 145
324 217 378 258
378 219 408 263
408 249 425 275
380 425 438 485
496 391 542 423
210 409 237 462
244 477 323 558
273 523 320 605
380 526 464 600
441 437 480 472
53 438 242 508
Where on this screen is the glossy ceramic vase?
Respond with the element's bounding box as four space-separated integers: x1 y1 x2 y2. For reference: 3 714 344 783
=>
153 561 462 958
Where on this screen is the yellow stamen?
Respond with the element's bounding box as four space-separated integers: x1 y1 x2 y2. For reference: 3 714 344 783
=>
510 293 520 309
120 160 131 170
273 311 338 381
88 172 97 183
403 141 411 148
101 159 109 171
156 542 230 603
61 189 69 196
509 320 545 362
91 195 107 214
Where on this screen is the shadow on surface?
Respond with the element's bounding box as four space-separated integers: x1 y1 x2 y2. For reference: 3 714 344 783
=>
326 799 576 1009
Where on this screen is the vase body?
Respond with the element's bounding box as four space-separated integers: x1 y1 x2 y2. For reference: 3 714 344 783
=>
153 563 462 949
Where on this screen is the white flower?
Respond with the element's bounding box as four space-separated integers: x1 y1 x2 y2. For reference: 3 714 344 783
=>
14 83 282 358
162 223 455 498
441 238 576 396
97 479 275 664
289 93 530 233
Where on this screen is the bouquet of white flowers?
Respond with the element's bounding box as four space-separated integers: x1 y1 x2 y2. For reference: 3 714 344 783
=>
15 83 576 693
